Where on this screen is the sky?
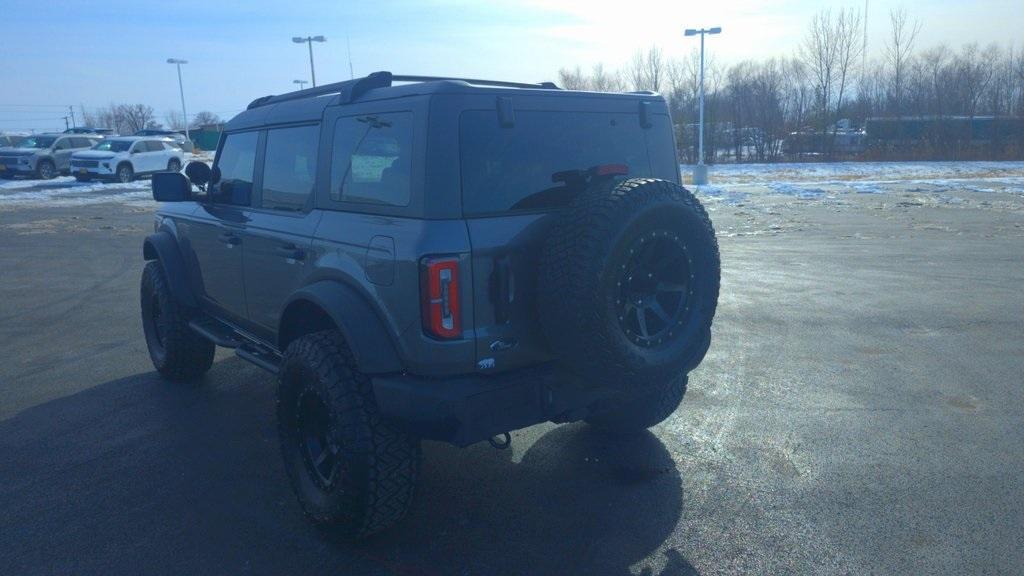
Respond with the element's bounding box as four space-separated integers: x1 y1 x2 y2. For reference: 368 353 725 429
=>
1 0 1021 133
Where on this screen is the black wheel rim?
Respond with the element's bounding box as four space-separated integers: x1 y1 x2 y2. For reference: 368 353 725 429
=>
295 390 341 491
39 163 53 179
615 229 692 348
169 161 180 172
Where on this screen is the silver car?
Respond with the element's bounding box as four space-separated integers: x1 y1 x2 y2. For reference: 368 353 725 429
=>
0 133 100 179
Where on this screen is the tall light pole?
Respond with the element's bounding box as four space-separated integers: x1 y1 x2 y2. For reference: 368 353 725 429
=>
166 58 190 140
684 27 721 185
293 79 309 90
292 35 326 87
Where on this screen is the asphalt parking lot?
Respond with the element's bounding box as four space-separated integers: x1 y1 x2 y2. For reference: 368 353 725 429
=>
2 174 1023 575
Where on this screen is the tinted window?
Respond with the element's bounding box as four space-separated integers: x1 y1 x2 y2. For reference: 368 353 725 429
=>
70 138 89 148
17 136 56 149
460 111 659 214
261 125 319 212
146 140 166 152
330 112 413 207
94 140 131 152
215 131 259 205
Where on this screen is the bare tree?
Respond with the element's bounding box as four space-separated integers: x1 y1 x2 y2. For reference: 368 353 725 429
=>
118 104 156 134
191 111 222 128
628 46 665 92
800 7 864 156
557 66 588 90
884 8 921 116
590 63 626 92
164 110 186 130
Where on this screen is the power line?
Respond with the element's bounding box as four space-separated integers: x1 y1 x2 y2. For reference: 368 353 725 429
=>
0 104 74 108
0 117 67 122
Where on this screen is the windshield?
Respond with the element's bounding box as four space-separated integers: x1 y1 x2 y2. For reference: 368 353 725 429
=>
16 136 56 149
92 140 132 152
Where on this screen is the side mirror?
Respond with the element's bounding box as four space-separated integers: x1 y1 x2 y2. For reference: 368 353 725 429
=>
184 161 211 186
152 172 191 202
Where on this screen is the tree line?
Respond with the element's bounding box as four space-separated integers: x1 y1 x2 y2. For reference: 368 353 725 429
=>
558 8 1024 162
78 105 221 135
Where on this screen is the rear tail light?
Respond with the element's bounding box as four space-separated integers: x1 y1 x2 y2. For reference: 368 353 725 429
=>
421 257 461 339
592 163 629 176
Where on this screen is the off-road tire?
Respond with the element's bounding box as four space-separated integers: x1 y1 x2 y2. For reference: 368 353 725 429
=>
539 178 720 389
140 261 215 380
277 330 420 540
586 375 687 435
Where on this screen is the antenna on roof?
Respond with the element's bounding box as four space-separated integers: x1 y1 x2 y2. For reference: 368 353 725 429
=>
346 35 354 80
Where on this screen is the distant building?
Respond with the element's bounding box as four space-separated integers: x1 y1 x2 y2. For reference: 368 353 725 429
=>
865 116 1024 144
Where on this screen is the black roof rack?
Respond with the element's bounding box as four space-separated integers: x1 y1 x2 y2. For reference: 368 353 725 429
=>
247 71 559 110
390 75 560 90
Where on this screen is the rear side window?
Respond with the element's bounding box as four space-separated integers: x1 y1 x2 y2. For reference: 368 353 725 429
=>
215 131 259 205
460 111 660 215
145 140 165 152
261 125 319 212
330 112 413 207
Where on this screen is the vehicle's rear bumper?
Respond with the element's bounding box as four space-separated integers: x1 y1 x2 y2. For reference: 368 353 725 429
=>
372 364 612 446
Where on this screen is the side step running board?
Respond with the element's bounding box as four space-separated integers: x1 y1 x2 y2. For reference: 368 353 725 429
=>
188 318 241 348
236 346 280 375
188 317 282 375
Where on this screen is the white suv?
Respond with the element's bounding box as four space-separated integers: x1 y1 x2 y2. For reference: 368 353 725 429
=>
70 137 184 183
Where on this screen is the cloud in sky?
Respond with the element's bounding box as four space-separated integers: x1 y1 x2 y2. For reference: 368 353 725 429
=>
1 0 1020 132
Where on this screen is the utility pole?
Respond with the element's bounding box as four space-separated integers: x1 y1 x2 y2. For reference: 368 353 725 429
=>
62 116 69 131
68 105 76 128
167 59 190 140
684 26 722 185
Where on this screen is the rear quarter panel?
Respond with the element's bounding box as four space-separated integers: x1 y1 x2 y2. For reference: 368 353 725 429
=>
310 213 477 376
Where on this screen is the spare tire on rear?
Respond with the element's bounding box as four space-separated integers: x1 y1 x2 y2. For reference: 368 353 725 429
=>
538 177 719 388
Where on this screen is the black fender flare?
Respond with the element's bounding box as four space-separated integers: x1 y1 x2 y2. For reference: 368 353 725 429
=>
280 281 403 374
142 231 198 309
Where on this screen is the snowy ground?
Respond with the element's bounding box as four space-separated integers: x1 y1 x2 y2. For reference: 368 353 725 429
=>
2 159 1023 215
689 160 1024 203
677 161 1024 239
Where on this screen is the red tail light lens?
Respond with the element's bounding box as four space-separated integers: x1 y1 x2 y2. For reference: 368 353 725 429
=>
592 163 629 176
421 257 461 339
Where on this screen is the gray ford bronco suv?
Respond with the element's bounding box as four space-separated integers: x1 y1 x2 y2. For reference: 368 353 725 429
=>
143 72 720 538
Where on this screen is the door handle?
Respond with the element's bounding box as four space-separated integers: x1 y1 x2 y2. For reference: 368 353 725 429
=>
218 233 241 246
275 244 305 260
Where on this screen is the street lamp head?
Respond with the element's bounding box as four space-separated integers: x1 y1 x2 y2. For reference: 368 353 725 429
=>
292 37 306 43
311 35 326 42
166 58 187 64
684 29 698 36
708 27 722 34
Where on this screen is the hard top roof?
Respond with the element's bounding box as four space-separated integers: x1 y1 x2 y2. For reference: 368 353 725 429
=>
225 71 661 132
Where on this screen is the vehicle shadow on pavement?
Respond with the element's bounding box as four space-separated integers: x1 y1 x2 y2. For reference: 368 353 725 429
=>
0 358 696 576
356 425 695 576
